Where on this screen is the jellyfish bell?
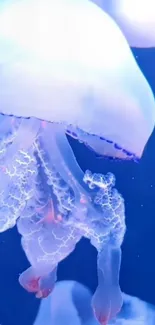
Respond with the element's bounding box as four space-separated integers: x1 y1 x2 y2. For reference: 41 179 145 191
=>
94 0 155 48
0 0 154 162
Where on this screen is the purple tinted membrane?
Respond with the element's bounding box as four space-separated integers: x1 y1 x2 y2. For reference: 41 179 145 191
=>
66 127 138 161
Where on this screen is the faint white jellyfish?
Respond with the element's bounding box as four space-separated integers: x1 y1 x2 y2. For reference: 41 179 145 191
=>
34 281 97 325
0 0 155 324
114 293 155 325
33 280 155 325
92 0 155 48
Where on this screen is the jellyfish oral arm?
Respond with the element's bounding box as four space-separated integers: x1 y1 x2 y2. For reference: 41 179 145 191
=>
81 168 125 324
92 245 123 325
19 265 58 299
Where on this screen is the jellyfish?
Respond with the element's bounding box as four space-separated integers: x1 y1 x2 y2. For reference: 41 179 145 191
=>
33 281 98 325
116 293 155 325
92 0 155 48
0 0 155 324
33 280 155 325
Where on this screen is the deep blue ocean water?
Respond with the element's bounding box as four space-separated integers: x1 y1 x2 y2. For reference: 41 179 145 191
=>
0 11 155 325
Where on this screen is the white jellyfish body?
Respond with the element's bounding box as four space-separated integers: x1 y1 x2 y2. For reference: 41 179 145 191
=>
0 1 154 324
0 0 155 160
94 0 155 48
33 281 97 325
33 281 155 325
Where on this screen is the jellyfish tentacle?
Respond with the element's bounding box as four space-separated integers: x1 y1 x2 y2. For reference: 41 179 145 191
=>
80 170 125 325
19 265 58 298
39 122 89 199
92 245 122 325
0 117 40 232
2 117 39 160
0 114 18 140
37 266 57 298
17 126 85 297
18 215 82 298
